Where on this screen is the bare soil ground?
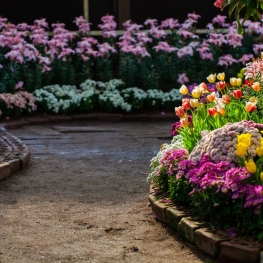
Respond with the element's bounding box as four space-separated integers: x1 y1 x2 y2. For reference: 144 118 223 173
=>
0 121 219 263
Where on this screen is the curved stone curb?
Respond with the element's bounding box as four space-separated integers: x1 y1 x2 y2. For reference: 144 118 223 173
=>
0 112 177 130
0 127 30 180
148 188 263 263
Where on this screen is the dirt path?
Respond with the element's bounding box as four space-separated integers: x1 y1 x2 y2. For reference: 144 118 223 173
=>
0 121 216 263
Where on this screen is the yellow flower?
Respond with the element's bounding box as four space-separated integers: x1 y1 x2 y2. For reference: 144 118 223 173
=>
217 72 225 81
237 133 251 146
230 77 237 86
245 159 257 174
256 147 263 157
249 96 258 104
236 143 248 157
190 99 199 108
260 172 263 181
179 85 188 95
236 78 242 86
207 74 216 83
191 87 201 98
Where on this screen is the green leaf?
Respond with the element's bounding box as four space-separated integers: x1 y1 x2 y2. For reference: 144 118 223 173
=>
228 0 241 16
243 1 257 21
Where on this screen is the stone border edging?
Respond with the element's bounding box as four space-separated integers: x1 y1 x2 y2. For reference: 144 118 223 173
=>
148 185 263 263
0 112 177 130
0 127 30 180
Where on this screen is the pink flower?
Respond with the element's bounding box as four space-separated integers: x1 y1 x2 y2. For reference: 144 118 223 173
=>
160 18 180 29
238 54 254 65
177 45 194 58
153 42 177 53
177 73 189 85
15 81 24 90
212 15 229 27
218 54 237 66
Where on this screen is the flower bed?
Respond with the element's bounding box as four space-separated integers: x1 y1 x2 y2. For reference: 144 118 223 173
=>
148 56 263 240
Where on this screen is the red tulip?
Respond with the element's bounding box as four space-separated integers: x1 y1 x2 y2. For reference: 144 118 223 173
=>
208 107 217 117
182 98 191 110
233 89 242 99
175 106 186 118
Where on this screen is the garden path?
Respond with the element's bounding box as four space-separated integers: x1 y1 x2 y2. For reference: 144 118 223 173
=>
0 121 218 263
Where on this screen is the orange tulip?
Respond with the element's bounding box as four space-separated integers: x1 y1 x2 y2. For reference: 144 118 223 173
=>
207 92 216 102
217 108 226 116
175 106 186 118
222 94 231 105
199 82 208 93
252 82 260 92
245 102 257 113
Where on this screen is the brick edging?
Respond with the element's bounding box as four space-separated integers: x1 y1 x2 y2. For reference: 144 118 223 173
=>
148 186 263 263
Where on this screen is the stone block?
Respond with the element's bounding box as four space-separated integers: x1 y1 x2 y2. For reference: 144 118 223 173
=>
166 206 193 231
149 198 172 223
0 162 11 180
178 217 206 244
20 150 30 169
195 228 230 257
219 240 262 263
8 159 21 173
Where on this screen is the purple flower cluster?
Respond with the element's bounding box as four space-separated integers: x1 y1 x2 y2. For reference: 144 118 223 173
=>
159 149 189 175
166 153 263 213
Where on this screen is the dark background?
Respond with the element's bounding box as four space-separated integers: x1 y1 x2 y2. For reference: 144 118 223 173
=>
0 0 229 30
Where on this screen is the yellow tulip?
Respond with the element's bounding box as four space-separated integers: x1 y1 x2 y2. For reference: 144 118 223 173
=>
245 159 257 174
190 99 199 108
236 78 242 86
256 147 263 157
207 74 216 83
236 143 248 157
230 77 237 86
260 172 263 181
237 133 251 147
191 87 201 98
249 96 258 104
217 72 225 81
179 85 188 95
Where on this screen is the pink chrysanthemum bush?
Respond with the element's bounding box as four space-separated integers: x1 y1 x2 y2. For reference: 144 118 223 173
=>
148 57 263 240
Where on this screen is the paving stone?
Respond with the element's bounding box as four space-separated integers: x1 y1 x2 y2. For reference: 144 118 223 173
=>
219 240 262 263
178 217 207 244
0 162 11 180
194 228 231 257
166 206 192 231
